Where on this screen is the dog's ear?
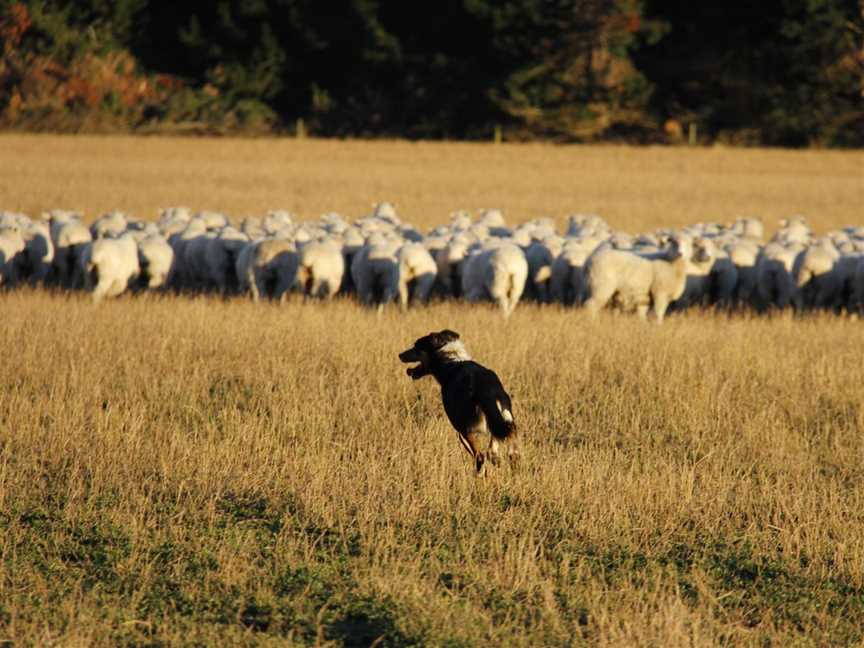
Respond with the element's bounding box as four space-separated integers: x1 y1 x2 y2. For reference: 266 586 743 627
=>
437 329 460 343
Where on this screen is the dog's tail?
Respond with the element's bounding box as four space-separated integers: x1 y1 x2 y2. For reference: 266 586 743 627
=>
480 393 517 440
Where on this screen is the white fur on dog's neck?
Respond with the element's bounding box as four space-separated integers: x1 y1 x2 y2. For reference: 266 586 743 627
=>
438 340 471 363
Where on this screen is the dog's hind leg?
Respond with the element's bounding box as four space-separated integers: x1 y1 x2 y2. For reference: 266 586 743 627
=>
463 431 486 477
506 433 521 469
457 431 486 476
487 438 501 466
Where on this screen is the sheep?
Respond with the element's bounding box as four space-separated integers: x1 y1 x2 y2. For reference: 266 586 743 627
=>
772 217 811 245
371 201 400 224
449 210 473 231
793 240 841 311
197 211 229 231
396 243 437 310
158 207 193 239
168 219 209 288
833 254 863 313
755 242 805 311
550 238 604 306
79 235 140 302
241 216 265 239
205 228 249 293
434 236 473 298
461 242 528 317
350 239 401 310
50 216 92 287
263 210 294 234
295 240 345 299
0 211 30 229
677 236 716 308
236 239 299 303
476 208 510 237
182 230 217 290
21 221 54 284
707 247 740 308
90 211 128 239
725 240 761 308
585 235 694 323
853 257 864 315
524 237 564 303
730 217 764 241
137 235 175 290
566 214 610 238
0 226 26 287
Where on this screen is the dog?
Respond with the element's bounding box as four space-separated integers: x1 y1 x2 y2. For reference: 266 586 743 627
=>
399 329 520 475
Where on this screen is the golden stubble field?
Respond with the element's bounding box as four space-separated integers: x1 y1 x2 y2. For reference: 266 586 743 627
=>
1 134 863 233
2 136 864 646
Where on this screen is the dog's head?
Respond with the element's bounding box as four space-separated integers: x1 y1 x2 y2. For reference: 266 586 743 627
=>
399 329 463 380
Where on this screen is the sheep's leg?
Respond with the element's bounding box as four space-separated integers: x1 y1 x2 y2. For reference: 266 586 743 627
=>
652 296 669 324
250 275 264 303
398 278 409 312
585 284 614 317
414 273 435 304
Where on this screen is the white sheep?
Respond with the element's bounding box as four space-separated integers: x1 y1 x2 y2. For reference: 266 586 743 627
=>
585 235 694 323
50 216 92 287
677 236 717 308
550 238 604 306
755 242 805 311
22 221 54 284
295 240 345 299
396 243 437 309
461 242 528 317
0 226 26 287
707 247 740 308
79 235 140 302
263 210 294 234
793 240 840 311
137 235 175 290
524 237 564 303
434 236 473 298
350 239 401 310
772 217 811 245
206 228 249 293
371 202 400 225
182 230 217 289
731 217 764 241
853 257 864 315
197 211 229 231
725 240 761 307
236 238 299 303
168 219 209 288
90 211 128 239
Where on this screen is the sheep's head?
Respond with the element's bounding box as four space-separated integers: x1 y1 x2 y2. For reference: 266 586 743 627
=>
692 237 715 264
668 235 693 262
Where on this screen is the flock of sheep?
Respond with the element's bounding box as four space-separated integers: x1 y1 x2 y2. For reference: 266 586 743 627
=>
1 203 863 321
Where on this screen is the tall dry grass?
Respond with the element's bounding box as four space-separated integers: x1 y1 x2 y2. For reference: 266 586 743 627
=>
1 289 863 646
1 134 863 234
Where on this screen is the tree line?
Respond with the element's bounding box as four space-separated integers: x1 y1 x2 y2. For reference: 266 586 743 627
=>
1 0 862 146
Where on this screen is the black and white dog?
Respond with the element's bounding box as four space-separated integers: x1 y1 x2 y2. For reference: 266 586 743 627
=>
399 330 520 475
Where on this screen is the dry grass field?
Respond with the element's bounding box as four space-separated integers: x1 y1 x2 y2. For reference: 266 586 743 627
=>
1 134 863 232
2 136 864 646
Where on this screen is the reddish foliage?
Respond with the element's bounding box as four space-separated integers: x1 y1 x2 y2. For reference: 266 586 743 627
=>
0 3 31 53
